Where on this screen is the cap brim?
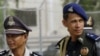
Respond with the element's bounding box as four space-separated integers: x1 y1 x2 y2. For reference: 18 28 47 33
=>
5 29 26 34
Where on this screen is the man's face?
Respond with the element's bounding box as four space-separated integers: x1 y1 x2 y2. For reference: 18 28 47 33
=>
6 34 27 50
63 13 85 36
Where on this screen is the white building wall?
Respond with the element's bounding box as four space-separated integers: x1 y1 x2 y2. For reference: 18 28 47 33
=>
46 0 69 36
7 0 69 37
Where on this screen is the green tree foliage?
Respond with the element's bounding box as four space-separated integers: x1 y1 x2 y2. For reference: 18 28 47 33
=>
15 0 19 8
0 9 3 34
0 0 4 34
0 0 4 6
0 0 4 48
79 0 100 11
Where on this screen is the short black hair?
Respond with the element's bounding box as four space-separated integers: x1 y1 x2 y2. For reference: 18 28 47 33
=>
63 12 75 20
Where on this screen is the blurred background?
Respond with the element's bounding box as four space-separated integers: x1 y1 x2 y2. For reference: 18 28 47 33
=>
0 0 100 56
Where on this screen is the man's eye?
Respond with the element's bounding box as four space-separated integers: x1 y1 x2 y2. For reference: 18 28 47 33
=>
6 34 19 38
79 19 84 22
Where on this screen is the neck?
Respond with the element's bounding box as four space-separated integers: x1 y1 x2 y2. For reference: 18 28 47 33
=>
11 45 25 56
71 35 80 42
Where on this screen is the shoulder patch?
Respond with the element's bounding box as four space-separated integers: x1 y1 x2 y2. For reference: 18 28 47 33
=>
86 33 100 41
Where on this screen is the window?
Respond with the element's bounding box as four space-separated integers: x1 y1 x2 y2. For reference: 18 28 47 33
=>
14 8 37 26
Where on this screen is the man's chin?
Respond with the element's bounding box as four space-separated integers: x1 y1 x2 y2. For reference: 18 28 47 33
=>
9 46 16 50
75 32 82 36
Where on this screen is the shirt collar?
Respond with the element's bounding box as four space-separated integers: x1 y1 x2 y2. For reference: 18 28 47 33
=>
8 50 14 56
8 47 31 56
24 47 31 56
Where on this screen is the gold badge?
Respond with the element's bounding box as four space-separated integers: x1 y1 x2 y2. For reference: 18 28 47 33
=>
8 16 15 26
80 47 89 56
68 7 73 12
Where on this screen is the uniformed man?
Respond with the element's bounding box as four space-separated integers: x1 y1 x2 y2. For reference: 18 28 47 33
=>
0 16 41 56
56 3 98 56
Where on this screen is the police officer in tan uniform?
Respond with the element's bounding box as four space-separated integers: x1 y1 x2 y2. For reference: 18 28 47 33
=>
0 16 41 56
56 3 98 56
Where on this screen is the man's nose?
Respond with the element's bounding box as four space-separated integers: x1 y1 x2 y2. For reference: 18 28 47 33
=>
76 22 81 27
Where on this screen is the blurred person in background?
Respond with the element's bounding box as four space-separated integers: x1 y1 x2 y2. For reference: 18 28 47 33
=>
56 3 99 56
84 16 94 33
0 16 41 56
84 16 100 56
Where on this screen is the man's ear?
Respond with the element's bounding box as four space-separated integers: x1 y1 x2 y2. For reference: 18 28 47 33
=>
62 19 67 27
24 34 28 39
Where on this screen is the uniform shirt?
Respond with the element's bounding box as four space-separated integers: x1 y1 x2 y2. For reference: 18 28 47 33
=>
96 40 100 56
56 32 97 56
66 39 82 56
8 47 32 56
0 47 41 56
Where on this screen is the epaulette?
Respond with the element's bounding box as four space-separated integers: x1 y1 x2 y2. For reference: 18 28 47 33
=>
30 52 41 56
56 36 70 49
86 33 100 41
0 50 9 56
56 37 66 49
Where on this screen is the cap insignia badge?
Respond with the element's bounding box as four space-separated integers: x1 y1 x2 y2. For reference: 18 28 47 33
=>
8 16 15 26
68 6 73 12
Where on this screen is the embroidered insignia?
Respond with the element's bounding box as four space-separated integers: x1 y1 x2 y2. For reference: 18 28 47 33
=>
68 6 73 12
8 16 15 26
80 47 89 56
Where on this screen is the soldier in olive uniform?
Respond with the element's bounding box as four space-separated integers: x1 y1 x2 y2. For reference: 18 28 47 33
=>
56 3 98 56
0 16 41 56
